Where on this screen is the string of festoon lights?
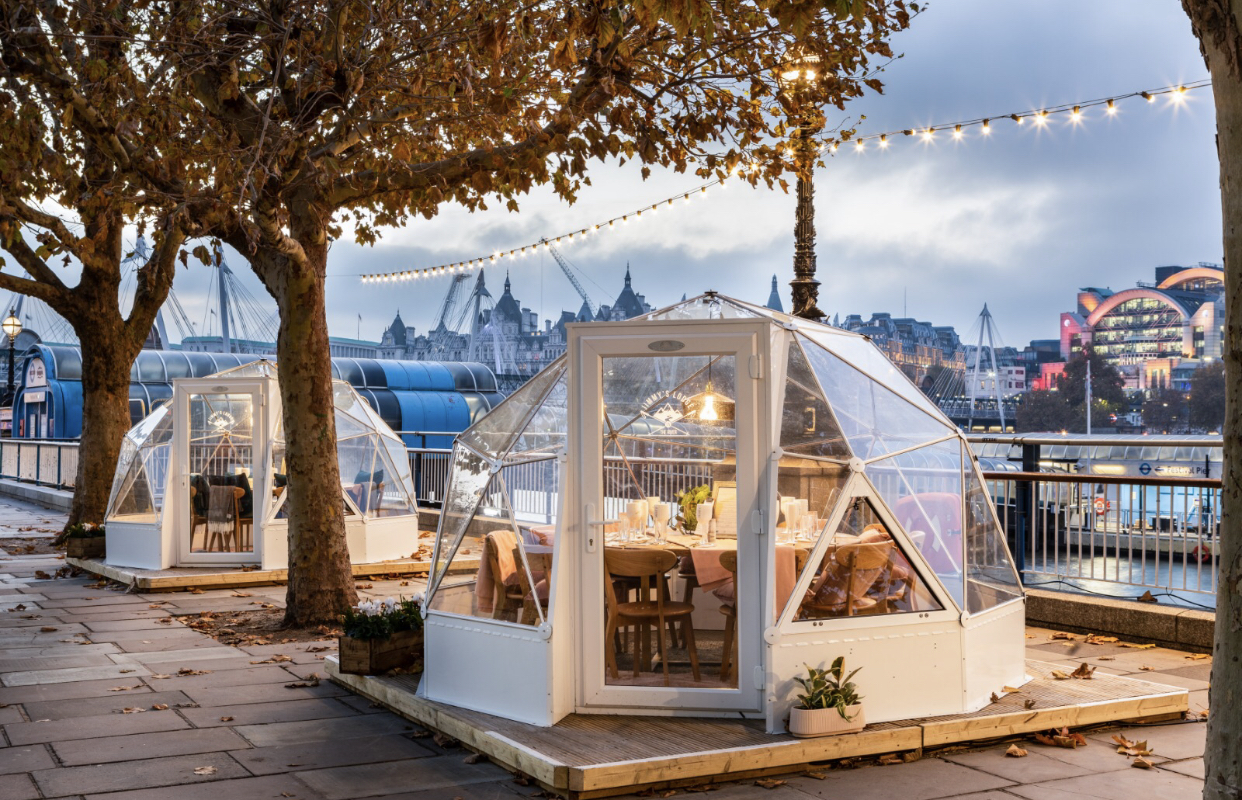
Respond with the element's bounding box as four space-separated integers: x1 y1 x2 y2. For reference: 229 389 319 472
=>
358 78 1210 285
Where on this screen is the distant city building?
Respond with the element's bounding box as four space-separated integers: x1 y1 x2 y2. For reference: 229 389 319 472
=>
1056 263 1224 391
766 275 783 313
181 336 379 359
378 267 654 377
838 312 965 387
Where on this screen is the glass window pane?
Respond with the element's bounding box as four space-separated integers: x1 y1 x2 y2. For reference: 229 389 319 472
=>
792 496 942 620
460 359 566 459
800 329 949 421
187 393 255 554
867 439 965 608
780 341 850 460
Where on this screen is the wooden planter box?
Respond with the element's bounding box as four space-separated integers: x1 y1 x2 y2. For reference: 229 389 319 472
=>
66 538 106 560
338 629 424 676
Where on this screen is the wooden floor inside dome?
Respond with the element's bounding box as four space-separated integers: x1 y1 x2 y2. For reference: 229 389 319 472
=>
325 658 1188 799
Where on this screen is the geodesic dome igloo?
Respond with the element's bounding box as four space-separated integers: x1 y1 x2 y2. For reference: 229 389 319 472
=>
422 294 1025 731
105 360 421 570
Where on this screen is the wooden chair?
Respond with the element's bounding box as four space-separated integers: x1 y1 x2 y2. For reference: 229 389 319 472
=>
513 547 553 625
604 548 701 685
802 541 894 617
483 530 524 622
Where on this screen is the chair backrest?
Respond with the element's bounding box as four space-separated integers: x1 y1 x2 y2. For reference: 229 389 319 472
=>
604 548 678 578
484 530 519 583
719 550 738 575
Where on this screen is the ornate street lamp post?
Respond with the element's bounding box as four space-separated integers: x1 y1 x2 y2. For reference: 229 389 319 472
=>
2 309 20 408
778 51 826 322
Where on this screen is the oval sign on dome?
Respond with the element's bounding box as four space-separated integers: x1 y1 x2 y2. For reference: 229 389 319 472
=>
648 339 685 352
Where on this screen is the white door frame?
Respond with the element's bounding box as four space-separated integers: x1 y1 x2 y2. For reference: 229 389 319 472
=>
174 378 266 566
572 319 769 713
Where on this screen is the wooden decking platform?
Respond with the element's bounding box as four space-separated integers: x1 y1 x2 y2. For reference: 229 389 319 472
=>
326 658 1188 799
66 555 479 591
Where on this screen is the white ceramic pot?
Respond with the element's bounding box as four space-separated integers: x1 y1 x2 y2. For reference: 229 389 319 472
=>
788 704 866 738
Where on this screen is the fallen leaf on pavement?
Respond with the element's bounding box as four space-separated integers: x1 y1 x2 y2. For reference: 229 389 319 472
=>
177 668 211 676
463 753 486 765
1051 632 1075 640
803 771 827 780
754 779 786 789
990 692 1001 704
108 685 141 692
1024 699 1037 709
1002 686 1020 693
1132 757 1154 769
878 754 902 765
193 766 216 776
1120 643 1156 650
231 592 252 597
1137 591 1158 604
120 707 145 714
1070 663 1095 680
1085 634 1119 644
151 704 169 711
250 655 292 664
149 674 171 680
187 588 205 595
1099 656 1115 661
1050 670 1071 680
1006 744 1028 758
39 626 57 632
219 716 234 722
119 669 135 674
1139 666 1154 671
1186 653 1209 660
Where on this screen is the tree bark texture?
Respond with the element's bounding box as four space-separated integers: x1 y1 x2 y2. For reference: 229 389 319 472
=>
70 330 142 526
1182 2 1242 798
254 231 357 627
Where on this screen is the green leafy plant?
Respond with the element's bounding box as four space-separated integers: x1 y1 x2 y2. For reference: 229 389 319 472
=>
676 484 712 531
64 523 106 539
794 657 864 720
340 596 424 641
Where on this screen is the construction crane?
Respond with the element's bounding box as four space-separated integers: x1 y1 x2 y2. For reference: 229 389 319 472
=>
542 238 596 317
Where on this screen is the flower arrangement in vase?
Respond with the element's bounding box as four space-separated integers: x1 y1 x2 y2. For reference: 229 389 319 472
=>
788 657 866 738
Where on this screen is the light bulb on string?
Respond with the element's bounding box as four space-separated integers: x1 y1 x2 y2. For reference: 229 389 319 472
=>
1070 106 1082 123
699 393 718 421
1034 110 1048 126
878 134 889 148
922 128 934 141
854 139 864 152
952 124 963 140
1107 99 1117 115
1171 86 1188 104
981 119 991 135
1142 91 1154 103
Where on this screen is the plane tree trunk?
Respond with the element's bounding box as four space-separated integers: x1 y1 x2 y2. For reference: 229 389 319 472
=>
246 213 357 627
1180 2 1242 798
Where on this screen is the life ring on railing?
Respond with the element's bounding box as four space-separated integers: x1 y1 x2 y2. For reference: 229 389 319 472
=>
1093 497 1110 515
1191 544 1213 564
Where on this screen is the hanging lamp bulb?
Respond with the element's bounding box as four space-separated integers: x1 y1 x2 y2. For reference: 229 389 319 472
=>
699 390 719 421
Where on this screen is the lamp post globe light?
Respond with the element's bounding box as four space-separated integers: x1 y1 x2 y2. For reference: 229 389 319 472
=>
777 49 826 322
2 309 20 407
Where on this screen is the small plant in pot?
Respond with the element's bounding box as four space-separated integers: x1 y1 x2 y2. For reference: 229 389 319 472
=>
64 523 106 560
338 595 424 676
788 657 866 738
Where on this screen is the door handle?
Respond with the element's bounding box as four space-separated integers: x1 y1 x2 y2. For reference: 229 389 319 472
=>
584 503 616 553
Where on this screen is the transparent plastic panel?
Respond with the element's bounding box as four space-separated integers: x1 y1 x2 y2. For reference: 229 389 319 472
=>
774 457 849 623
429 445 493 593
107 443 159 522
366 434 419 518
799 334 954 459
867 439 965 608
106 438 142 519
505 371 569 463
780 340 850 460
801 328 948 421
963 445 1023 611
212 360 277 379
427 468 545 626
187 392 256 554
126 404 171 448
644 294 760 321
460 359 567 459
789 496 943 620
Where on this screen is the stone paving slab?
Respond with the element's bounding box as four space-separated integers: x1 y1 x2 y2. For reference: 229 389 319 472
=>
293 756 511 800
181 697 361 728
0 746 55 776
80 618 189 633
233 713 418 747
33 752 251 797
180 679 348 707
109 646 253 667
0 678 156 705
1004 765 1203 800
5 708 189 746
81 773 325 800
53 727 251 767
138 665 305 688
785 758 1016 800
227 734 433 776
0 654 123 674
1 662 152 687
22 690 194 721
0 772 39 800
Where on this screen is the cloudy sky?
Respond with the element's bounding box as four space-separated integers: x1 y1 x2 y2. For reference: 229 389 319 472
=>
5 1 1221 351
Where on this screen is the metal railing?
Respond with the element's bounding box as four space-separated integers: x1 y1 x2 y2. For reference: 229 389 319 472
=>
0 439 79 490
971 433 1222 605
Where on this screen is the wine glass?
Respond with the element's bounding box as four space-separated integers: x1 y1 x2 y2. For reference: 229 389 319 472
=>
652 503 670 543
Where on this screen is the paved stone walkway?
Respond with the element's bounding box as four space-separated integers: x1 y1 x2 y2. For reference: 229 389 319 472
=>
0 499 1211 800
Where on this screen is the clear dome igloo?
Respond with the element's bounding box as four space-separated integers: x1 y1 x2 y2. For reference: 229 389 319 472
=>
105 360 420 570
422 294 1024 731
